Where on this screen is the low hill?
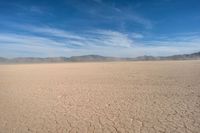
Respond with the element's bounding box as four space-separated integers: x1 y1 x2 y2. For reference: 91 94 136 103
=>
0 51 200 63
162 51 200 60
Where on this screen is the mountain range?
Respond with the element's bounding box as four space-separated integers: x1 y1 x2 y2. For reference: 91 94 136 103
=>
0 51 200 63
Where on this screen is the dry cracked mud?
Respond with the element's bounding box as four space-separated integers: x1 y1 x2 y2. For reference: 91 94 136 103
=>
0 61 200 133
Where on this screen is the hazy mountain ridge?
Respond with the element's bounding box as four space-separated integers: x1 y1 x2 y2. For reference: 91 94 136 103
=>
162 52 200 60
0 52 200 63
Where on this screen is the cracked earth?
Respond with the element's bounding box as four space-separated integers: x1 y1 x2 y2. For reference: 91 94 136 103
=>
0 61 200 133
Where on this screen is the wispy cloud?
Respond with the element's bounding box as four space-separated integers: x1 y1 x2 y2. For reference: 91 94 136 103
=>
131 33 144 39
0 26 136 57
87 30 133 47
20 25 134 48
8 3 51 17
0 33 71 57
136 33 200 56
128 15 153 29
73 1 153 30
30 26 86 40
0 25 200 57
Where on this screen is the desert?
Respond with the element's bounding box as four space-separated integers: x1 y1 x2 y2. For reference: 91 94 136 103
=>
0 60 200 133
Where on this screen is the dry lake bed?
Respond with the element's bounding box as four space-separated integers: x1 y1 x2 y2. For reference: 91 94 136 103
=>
0 61 200 133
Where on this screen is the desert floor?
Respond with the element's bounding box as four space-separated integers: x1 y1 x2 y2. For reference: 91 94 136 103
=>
0 61 200 133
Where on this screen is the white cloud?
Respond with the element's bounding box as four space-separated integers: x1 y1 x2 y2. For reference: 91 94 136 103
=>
131 33 144 39
30 26 86 40
0 33 72 57
0 27 136 57
0 33 66 47
129 15 153 29
0 26 200 57
88 30 133 47
77 1 153 29
17 25 135 48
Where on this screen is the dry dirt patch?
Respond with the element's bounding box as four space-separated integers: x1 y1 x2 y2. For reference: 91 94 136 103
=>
0 61 200 133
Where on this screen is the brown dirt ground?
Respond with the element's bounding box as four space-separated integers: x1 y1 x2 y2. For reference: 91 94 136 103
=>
0 61 200 133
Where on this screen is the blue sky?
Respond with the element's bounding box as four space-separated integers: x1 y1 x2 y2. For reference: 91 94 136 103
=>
0 0 200 57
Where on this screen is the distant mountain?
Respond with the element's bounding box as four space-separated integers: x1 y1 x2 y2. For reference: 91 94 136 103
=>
0 57 7 62
0 57 68 63
0 51 200 63
135 55 160 61
162 51 200 60
68 55 119 61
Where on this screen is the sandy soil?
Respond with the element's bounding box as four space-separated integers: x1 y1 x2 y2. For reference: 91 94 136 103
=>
0 61 200 133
